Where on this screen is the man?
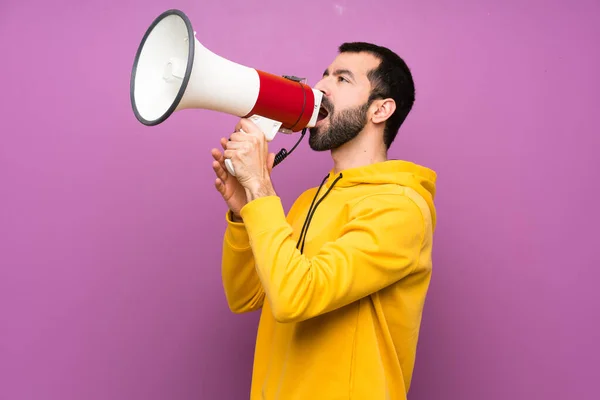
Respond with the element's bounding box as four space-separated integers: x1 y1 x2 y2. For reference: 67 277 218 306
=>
211 42 437 399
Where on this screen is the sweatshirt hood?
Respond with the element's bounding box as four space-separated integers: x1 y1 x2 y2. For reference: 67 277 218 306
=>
324 160 437 229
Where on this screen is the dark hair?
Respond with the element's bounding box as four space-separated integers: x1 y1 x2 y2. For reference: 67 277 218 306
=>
338 42 415 149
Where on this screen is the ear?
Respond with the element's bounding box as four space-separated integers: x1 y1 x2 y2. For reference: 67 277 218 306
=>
370 98 396 124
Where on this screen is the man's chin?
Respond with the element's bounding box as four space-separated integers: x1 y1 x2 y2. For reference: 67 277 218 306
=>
308 134 334 152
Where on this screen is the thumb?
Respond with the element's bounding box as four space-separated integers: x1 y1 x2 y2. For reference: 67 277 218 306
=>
267 152 276 174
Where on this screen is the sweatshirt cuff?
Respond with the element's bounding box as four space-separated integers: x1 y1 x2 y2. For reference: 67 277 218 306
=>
224 210 250 249
239 196 288 238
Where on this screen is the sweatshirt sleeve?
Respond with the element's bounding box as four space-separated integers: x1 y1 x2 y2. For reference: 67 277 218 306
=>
221 210 265 313
239 194 426 323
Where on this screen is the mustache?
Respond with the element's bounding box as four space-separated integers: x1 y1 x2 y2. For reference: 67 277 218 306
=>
321 98 333 113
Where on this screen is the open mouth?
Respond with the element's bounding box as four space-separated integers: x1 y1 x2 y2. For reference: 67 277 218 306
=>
317 105 329 122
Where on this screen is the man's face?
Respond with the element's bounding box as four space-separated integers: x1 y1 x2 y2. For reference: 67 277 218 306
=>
309 52 380 151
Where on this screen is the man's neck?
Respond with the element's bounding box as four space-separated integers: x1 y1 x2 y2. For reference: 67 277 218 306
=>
330 131 388 174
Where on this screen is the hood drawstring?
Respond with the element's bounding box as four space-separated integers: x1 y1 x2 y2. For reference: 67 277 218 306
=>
296 173 343 254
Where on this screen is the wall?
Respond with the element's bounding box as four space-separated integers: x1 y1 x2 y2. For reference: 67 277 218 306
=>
1 0 598 399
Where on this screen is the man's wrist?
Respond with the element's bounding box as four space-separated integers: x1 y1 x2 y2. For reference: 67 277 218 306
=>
244 178 276 202
228 210 243 222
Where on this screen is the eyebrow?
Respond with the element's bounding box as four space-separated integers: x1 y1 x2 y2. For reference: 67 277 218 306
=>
323 68 355 81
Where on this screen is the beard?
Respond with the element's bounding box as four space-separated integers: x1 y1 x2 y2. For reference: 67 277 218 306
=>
308 99 370 152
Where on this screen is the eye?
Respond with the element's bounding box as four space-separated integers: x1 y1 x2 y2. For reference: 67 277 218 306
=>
338 76 349 83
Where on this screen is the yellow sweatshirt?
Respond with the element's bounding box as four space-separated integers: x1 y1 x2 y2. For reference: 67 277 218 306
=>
221 160 437 400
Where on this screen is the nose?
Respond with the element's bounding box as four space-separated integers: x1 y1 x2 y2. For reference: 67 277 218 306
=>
313 77 329 96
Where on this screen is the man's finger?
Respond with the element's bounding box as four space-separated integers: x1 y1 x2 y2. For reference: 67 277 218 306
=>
239 118 260 134
211 148 228 168
229 131 250 142
214 178 226 195
212 160 228 182
223 149 237 160
234 118 254 133
225 140 246 150
220 137 229 151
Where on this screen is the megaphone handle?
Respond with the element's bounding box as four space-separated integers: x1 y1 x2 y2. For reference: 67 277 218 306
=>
225 158 236 176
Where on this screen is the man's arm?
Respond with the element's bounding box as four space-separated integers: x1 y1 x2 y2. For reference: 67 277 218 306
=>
221 210 264 313
221 188 312 313
241 183 428 323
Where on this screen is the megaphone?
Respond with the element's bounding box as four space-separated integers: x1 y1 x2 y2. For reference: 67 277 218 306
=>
130 9 323 176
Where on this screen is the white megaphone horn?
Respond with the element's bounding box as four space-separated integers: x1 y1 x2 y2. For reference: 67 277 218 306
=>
130 9 323 176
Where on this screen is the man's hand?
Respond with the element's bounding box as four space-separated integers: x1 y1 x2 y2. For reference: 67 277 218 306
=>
224 119 276 200
211 137 247 222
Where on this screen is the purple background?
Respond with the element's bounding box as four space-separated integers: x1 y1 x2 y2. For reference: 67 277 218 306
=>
1 0 599 399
